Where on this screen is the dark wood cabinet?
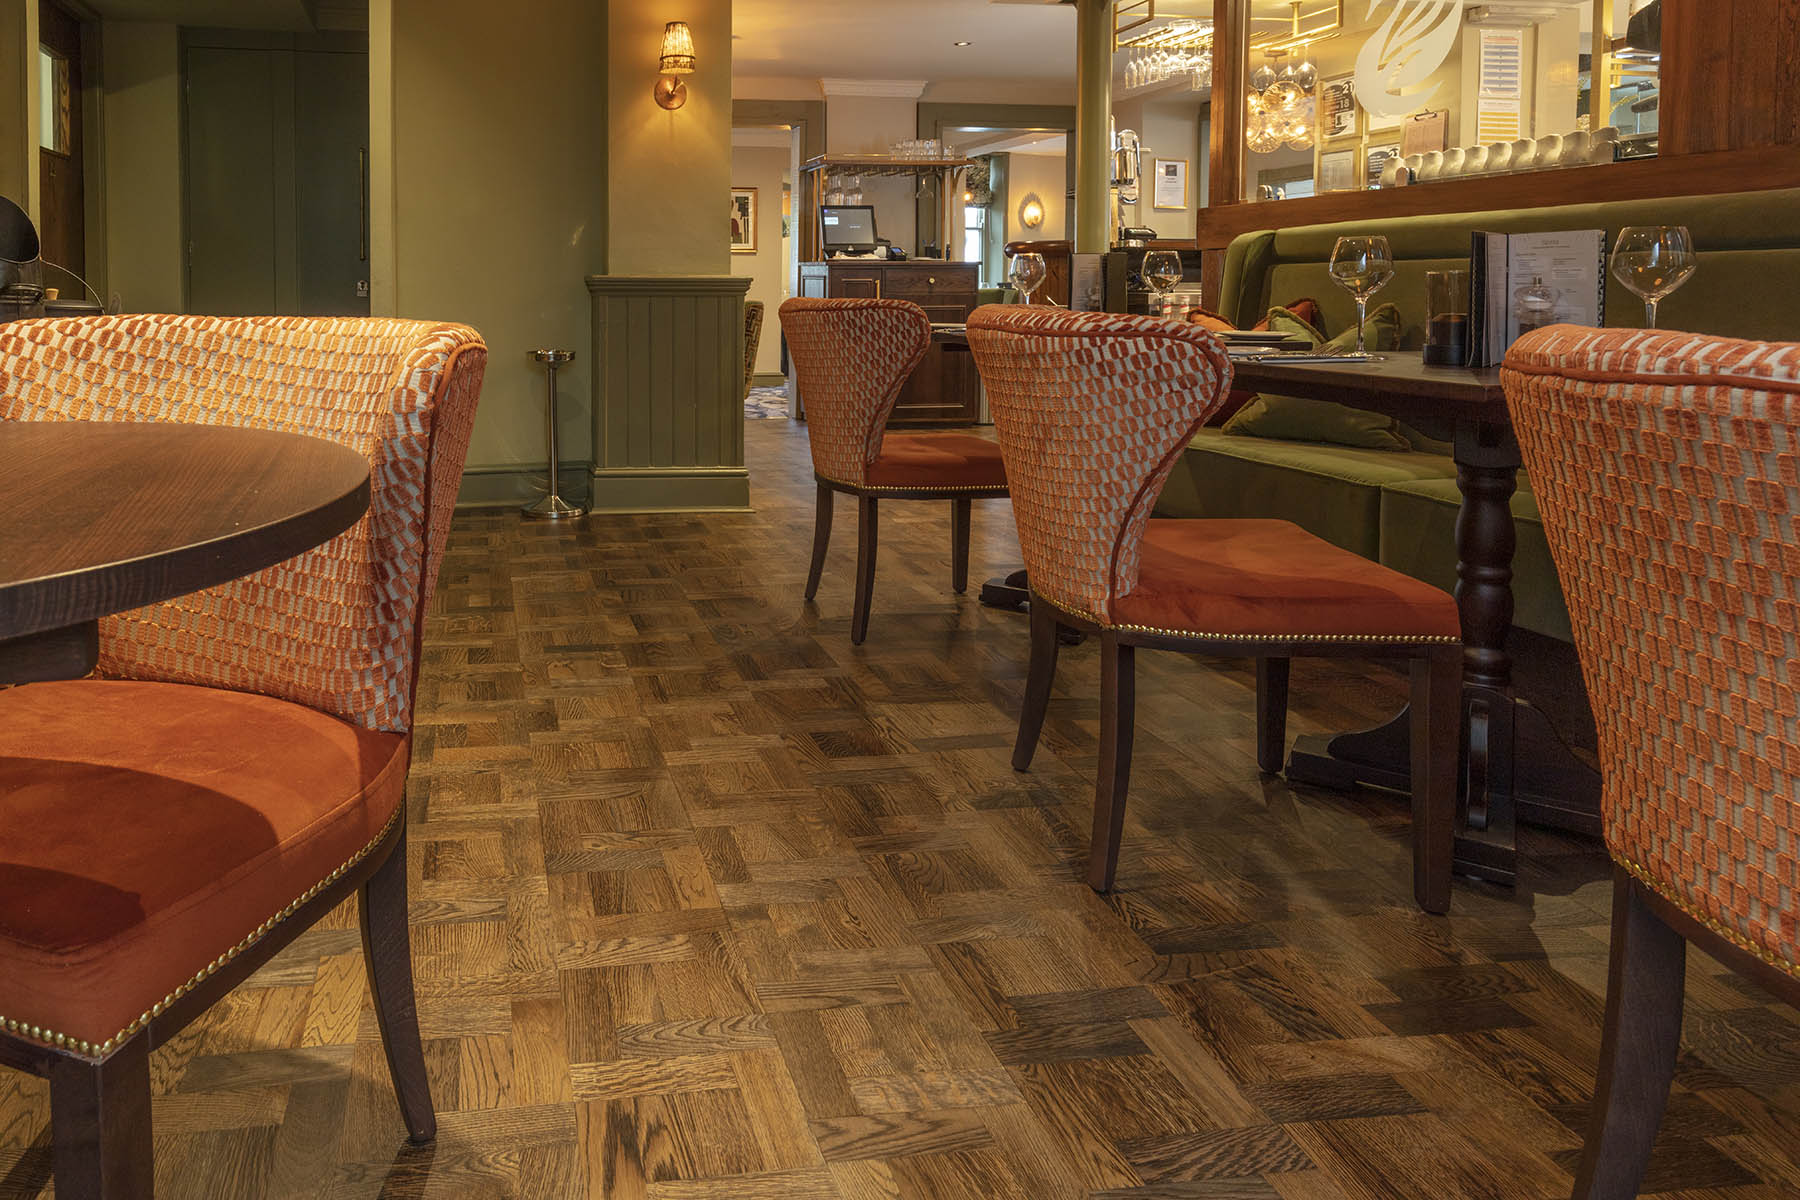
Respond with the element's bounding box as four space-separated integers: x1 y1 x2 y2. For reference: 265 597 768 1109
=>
797 261 981 425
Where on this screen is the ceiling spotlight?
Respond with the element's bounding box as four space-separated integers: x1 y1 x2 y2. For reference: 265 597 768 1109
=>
954 40 972 47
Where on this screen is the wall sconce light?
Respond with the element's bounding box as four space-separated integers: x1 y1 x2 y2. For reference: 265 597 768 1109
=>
1018 194 1045 230
655 21 696 110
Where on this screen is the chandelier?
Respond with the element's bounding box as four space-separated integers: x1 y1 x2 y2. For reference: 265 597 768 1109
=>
1245 4 1318 153
1123 20 1213 91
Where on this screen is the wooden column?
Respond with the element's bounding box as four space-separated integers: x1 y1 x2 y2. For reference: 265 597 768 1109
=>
1208 0 1247 214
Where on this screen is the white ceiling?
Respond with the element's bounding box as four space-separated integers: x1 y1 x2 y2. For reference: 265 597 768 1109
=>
956 129 1067 156
736 0 1075 85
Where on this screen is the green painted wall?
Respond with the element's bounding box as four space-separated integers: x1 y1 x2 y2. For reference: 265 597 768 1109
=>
98 21 184 313
603 0 731 276
375 0 607 498
0 0 38 219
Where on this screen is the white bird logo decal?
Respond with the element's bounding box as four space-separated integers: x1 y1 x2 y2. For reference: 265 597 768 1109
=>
1354 0 1464 118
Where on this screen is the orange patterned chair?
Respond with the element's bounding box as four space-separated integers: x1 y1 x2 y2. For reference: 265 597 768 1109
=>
1503 326 1800 1199
744 299 765 401
967 306 1463 911
0 314 485 1197
779 297 1009 644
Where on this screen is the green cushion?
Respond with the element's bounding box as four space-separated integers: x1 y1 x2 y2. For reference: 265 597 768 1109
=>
1155 427 1457 559
1379 477 1573 642
1221 304 1410 450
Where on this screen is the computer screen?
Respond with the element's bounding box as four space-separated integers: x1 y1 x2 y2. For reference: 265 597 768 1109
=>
820 205 879 252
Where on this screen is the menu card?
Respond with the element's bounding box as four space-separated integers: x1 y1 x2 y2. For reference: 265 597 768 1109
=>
1467 229 1608 367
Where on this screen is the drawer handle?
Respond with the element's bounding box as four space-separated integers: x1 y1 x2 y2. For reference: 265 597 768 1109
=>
928 276 937 285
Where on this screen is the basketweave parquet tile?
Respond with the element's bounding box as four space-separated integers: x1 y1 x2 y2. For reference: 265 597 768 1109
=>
9 417 1800 1199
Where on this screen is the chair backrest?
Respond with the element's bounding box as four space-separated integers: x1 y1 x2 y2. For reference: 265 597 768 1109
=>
0 314 486 733
743 299 765 401
1503 326 1800 976
778 297 929 487
967 305 1233 624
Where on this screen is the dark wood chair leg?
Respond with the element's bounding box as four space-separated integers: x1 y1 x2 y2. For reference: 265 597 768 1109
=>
805 483 833 601
1087 634 1136 893
1255 657 1290 774
1013 597 1062 772
49 1034 153 1199
1572 872 1688 1200
851 496 879 645
1409 646 1461 914
361 830 437 1143
950 498 972 594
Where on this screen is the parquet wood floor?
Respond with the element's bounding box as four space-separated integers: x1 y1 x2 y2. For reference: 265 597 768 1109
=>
4 418 1799 1198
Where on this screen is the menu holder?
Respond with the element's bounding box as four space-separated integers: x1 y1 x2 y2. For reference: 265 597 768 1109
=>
1466 228 1608 367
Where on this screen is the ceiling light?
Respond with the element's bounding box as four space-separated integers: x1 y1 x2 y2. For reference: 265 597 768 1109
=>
954 41 972 47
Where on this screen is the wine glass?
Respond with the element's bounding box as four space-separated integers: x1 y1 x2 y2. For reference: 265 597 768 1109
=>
1329 235 1396 355
1143 250 1183 316
1008 252 1047 305
1610 226 1696 330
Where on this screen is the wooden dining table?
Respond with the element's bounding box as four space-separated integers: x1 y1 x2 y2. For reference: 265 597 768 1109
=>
0 421 371 687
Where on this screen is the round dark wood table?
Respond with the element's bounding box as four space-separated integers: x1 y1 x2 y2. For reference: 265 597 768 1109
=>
0 421 371 686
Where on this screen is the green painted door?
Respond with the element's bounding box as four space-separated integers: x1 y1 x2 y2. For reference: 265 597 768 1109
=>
184 42 368 316
184 46 283 315
293 51 368 316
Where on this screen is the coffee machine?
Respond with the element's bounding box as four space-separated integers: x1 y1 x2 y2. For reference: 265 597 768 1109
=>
1111 125 1157 248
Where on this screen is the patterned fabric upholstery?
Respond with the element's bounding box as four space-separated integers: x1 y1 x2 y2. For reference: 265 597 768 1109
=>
778 298 930 487
744 300 765 401
1503 326 1800 980
967 306 1234 623
0 314 487 733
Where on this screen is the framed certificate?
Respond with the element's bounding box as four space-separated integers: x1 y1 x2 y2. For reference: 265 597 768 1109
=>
1152 158 1189 210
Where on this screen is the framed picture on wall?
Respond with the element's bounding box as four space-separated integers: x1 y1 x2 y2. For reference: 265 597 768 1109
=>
731 187 758 254
1152 158 1188 210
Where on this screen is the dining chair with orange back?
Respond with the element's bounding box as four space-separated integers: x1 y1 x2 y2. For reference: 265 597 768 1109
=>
779 297 1008 644
0 314 485 1198
1503 326 1800 1199
744 299 765 401
967 306 1464 912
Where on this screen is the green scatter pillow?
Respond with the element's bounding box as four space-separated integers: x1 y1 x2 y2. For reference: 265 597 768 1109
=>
1222 303 1412 451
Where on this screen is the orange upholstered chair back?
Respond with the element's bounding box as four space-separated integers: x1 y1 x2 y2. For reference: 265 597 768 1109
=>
744 300 765 402
1503 326 1800 978
0 314 487 733
967 306 1233 623
779 297 930 487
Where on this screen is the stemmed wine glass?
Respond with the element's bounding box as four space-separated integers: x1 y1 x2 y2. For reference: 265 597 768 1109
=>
1143 251 1183 316
1009 252 1047 305
1329 235 1396 356
1610 226 1696 330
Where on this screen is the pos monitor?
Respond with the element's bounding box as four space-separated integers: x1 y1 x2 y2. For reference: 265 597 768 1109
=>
820 205 879 255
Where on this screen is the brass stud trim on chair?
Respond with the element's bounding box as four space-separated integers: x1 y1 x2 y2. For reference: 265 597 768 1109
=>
1030 589 1462 645
1618 854 1800 982
0 806 405 1062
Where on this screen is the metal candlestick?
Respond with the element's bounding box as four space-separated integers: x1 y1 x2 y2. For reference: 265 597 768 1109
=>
523 348 585 520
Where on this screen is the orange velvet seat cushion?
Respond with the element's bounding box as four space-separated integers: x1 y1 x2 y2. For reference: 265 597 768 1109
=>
865 432 1008 490
0 679 408 1049
1110 518 1462 640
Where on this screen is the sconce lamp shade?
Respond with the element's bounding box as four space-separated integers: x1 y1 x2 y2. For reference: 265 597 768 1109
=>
1019 195 1045 229
659 22 697 74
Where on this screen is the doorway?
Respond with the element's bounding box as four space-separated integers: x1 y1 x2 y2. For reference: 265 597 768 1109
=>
36 0 83 278
183 31 369 316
